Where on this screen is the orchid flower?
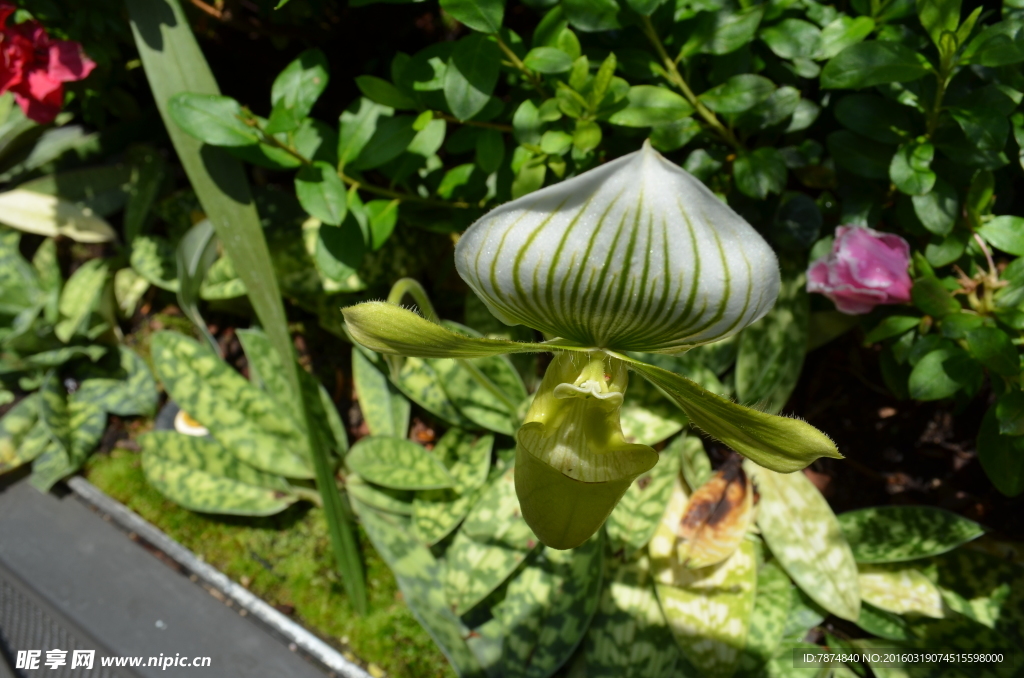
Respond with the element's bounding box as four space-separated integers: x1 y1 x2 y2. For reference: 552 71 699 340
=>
343 141 840 549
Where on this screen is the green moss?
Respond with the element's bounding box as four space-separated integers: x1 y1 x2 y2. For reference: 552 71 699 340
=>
84 448 453 678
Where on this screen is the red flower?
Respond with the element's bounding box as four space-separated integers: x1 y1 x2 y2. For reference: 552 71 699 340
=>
0 2 95 124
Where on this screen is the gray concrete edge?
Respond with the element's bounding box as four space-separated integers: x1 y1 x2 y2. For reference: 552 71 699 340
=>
65 477 371 678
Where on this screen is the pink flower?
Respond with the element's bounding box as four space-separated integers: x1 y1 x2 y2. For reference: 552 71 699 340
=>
807 225 912 315
0 2 95 124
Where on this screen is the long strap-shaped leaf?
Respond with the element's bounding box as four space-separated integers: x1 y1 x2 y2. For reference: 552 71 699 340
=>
125 0 366 613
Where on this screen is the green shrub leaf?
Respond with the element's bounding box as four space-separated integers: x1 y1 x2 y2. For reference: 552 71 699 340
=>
890 141 936 196
266 49 329 133
821 41 929 89
700 74 775 114
168 93 259 147
978 215 1024 256
444 34 501 121
295 161 347 226
607 85 694 127
977 406 1024 496
440 0 504 34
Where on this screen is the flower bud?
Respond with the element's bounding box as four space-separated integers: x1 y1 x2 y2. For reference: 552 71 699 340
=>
455 141 780 353
807 225 912 315
515 351 658 549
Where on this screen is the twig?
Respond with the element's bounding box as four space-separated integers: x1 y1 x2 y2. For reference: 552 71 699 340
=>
496 36 548 97
639 16 744 153
188 0 224 19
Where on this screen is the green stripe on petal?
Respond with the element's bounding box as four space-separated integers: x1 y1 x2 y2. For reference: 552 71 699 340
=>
455 141 780 353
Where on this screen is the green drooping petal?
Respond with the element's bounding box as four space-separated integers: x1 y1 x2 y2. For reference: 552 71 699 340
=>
515 352 658 550
619 354 840 473
342 301 562 358
455 141 780 353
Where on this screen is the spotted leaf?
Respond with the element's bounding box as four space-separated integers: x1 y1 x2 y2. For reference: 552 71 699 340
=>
346 435 454 490
736 559 792 675
655 539 758 678
619 374 689 446
494 535 604 678
355 504 485 677
75 346 159 417
150 331 311 478
582 552 681 678
606 443 682 554
346 474 413 515
746 462 860 622
0 395 41 474
446 467 537 615
676 458 754 569
352 346 410 438
837 506 985 563
140 430 296 516
858 563 945 618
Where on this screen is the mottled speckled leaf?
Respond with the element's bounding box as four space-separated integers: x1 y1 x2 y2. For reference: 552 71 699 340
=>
837 506 985 563
29 374 75 491
140 430 296 516
32 238 60 323
620 375 689 446
346 474 413 515
679 434 713 490
413 487 478 546
446 431 493 494
676 459 754 569
29 441 72 492
856 614 1015 678
737 560 792 675
0 395 40 474
356 504 486 677
780 587 826 642
746 462 860 622
199 254 246 299
923 548 1023 640
496 536 604 678
67 391 107 466
130 234 178 291
216 330 330 458
393 356 476 428
858 563 944 618
428 324 527 436
75 346 158 417
582 552 680 678
607 445 681 553
24 345 107 368
150 331 312 478
352 346 410 438
54 259 109 342
655 539 758 678
237 328 302 425
346 436 451 491
762 641 831 678
855 601 913 641
236 327 348 458
447 467 537 615
734 267 809 415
